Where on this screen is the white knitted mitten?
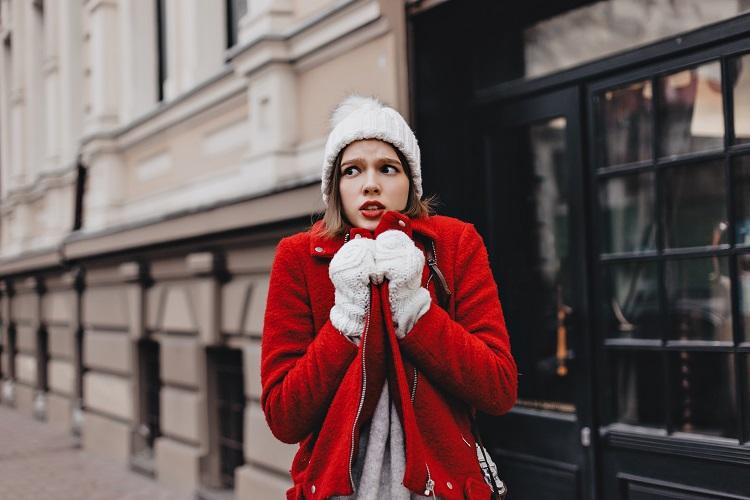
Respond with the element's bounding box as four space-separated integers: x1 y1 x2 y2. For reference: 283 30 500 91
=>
375 230 431 338
329 238 378 340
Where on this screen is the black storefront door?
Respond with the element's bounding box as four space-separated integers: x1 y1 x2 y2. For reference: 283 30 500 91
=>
472 87 596 500
412 4 750 498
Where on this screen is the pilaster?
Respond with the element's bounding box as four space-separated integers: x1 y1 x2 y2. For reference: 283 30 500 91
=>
84 0 120 133
118 0 157 123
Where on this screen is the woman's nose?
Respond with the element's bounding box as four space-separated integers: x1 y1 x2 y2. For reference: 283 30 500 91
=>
363 171 380 194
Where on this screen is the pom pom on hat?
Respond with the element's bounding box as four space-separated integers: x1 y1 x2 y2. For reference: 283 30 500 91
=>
330 95 383 129
321 95 422 204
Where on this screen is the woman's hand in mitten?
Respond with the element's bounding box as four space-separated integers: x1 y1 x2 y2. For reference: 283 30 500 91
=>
329 237 379 341
374 230 431 338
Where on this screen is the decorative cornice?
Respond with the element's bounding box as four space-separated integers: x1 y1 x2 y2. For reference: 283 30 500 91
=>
1 163 79 213
228 0 383 77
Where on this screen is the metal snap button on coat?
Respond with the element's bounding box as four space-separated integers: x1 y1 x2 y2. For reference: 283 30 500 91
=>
314 247 324 253
311 484 316 494
398 219 406 227
446 481 453 490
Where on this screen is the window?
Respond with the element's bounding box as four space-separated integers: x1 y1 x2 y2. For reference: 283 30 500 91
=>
7 324 15 382
36 326 48 393
156 0 167 102
135 339 161 456
594 52 750 442
210 347 245 488
525 1 750 80
131 337 160 473
226 0 247 49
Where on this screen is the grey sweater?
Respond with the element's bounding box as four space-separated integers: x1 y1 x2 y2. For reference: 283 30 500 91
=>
331 383 441 500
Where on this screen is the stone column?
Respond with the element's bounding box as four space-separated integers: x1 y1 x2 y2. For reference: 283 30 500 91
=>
118 0 157 123
57 0 83 170
22 0 44 180
163 0 224 100
42 0 60 172
0 2 12 198
237 0 293 46
81 137 124 231
153 251 223 492
84 0 119 134
240 62 298 194
10 0 26 187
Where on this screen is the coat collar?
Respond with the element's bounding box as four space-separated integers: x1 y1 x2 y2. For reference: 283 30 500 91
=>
309 211 438 258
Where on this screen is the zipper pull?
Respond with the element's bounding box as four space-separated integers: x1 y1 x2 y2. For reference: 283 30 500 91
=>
424 463 434 496
424 478 435 496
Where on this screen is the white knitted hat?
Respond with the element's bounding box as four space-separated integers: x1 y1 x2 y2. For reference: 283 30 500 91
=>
321 95 422 203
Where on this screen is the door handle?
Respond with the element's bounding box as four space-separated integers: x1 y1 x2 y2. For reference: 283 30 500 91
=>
580 426 591 447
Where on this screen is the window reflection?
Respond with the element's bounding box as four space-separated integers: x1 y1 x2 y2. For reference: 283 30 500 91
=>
598 80 653 167
515 117 577 413
730 53 750 144
658 62 724 157
611 350 663 428
599 172 656 254
734 155 750 245
602 261 660 339
738 255 750 343
665 257 732 342
662 160 727 249
670 352 737 439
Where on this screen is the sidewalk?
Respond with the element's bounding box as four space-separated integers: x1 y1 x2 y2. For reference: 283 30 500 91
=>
0 406 190 500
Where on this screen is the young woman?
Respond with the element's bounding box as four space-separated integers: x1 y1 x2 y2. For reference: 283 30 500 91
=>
261 96 517 499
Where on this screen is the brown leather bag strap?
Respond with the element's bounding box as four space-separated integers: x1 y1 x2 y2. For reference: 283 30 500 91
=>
423 238 452 310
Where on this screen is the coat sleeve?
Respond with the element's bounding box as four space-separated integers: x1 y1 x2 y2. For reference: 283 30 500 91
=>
399 223 518 415
260 236 359 444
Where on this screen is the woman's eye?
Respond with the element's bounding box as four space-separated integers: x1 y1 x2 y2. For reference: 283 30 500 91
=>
382 165 398 174
342 166 359 176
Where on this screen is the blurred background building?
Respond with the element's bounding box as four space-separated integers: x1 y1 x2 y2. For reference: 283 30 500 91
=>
1 0 750 498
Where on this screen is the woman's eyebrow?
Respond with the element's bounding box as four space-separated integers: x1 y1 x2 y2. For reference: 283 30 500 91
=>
381 157 401 165
340 157 364 166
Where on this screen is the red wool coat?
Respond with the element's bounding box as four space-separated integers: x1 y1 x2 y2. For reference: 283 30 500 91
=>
261 210 517 499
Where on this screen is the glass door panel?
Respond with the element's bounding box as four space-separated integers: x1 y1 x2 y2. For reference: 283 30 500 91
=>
515 116 577 413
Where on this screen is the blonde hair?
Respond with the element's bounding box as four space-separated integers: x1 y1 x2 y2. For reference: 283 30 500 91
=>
315 146 436 239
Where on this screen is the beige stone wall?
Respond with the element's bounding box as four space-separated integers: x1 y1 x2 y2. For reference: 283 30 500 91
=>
149 253 215 492
42 275 78 432
10 282 40 418
0 0 405 498
81 267 136 464
223 241 300 497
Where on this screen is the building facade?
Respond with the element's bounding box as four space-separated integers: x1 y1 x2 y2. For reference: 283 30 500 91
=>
1 0 750 498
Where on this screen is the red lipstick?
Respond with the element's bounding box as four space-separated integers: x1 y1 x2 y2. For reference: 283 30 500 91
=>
359 200 385 219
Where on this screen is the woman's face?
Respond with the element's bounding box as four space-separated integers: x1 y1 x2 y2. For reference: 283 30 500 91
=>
338 139 410 231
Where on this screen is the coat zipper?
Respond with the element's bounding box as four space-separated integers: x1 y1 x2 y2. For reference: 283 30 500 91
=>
349 307 371 490
424 463 435 496
410 367 418 402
